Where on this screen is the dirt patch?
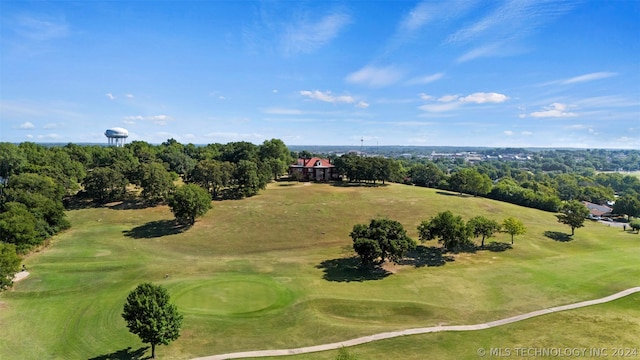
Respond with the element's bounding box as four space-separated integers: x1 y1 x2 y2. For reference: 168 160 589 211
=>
381 262 400 273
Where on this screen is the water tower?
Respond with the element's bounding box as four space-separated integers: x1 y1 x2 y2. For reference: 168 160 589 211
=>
105 127 129 147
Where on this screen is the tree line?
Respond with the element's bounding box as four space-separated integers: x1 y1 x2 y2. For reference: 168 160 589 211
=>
350 215 526 267
328 151 639 217
0 139 292 289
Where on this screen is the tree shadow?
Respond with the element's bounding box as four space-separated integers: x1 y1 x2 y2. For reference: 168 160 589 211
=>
107 200 156 210
88 346 150 360
330 182 389 188
479 241 513 252
435 191 472 198
397 245 455 267
544 231 573 242
123 220 191 239
316 256 391 282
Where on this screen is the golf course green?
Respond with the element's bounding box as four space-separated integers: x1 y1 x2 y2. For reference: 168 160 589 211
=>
0 182 638 359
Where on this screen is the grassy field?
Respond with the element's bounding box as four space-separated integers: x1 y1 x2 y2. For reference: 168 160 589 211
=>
1 182 638 359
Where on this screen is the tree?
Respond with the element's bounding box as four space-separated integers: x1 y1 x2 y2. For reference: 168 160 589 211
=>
82 167 128 202
629 220 640 234
335 347 358 360
613 195 640 218
556 200 590 236
467 216 501 248
409 162 444 188
350 218 415 266
122 283 183 359
188 160 234 199
0 243 21 291
233 160 262 198
168 184 211 225
449 168 492 196
138 162 176 203
417 211 472 252
0 202 40 253
502 217 526 244
259 139 293 180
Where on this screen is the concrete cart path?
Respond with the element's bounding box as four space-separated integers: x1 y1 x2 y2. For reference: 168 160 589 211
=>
192 287 640 360
12 271 30 282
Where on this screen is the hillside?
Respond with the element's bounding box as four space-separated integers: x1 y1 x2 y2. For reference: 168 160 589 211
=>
1 182 638 359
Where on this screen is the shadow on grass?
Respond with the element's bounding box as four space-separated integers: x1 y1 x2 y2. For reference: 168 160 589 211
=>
107 200 157 210
544 231 573 242
435 191 473 198
479 241 513 252
88 346 150 360
123 220 191 239
330 182 389 188
398 245 455 267
316 256 391 282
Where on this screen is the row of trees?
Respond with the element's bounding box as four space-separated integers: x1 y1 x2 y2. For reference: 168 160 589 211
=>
403 161 640 217
333 154 403 184
350 215 526 266
0 139 292 289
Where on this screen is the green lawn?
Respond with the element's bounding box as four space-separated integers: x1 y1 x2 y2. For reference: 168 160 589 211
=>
1 182 638 359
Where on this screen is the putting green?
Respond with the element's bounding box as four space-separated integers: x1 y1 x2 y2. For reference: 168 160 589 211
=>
171 275 294 316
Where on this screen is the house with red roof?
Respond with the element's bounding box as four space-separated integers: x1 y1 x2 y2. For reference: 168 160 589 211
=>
289 157 338 181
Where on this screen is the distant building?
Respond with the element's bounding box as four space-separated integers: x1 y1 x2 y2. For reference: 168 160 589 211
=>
105 127 129 147
289 157 338 181
582 201 613 219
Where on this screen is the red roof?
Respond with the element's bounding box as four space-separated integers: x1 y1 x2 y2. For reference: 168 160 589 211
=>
292 157 334 168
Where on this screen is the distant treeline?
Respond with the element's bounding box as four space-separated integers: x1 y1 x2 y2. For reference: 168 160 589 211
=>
0 139 293 255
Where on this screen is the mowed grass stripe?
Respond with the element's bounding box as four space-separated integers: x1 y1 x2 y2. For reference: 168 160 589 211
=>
1 183 638 359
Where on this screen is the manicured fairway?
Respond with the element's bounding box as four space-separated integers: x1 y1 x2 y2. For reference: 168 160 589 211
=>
0 182 638 359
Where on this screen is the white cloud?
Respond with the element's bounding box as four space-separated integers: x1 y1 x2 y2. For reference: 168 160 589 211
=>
419 91 509 113
561 72 617 84
37 133 60 139
14 15 69 41
262 107 303 115
406 72 444 85
300 90 355 104
356 101 370 109
522 131 533 135
398 0 477 34
456 42 503 63
25 134 33 139
19 121 35 129
438 94 459 103
126 94 134 99
106 93 115 100
399 1 433 32
345 65 405 87
460 92 509 104
43 123 58 129
123 115 171 125
504 130 514 136
282 12 351 55
530 103 577 118
419 102 461 113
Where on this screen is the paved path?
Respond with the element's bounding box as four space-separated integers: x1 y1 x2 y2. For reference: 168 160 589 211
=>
192 287 640 360
12 271 30 282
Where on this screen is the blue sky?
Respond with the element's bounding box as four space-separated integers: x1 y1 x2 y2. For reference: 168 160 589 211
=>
1 1 639 148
